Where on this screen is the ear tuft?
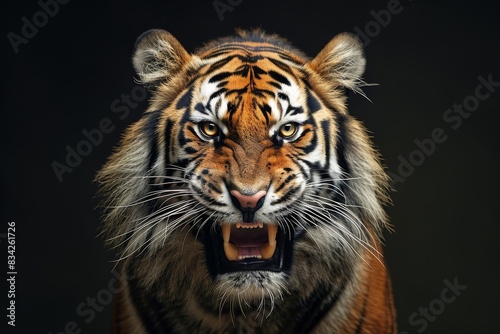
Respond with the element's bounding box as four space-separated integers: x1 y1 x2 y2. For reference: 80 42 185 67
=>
132 29 191 89
308 33 366 94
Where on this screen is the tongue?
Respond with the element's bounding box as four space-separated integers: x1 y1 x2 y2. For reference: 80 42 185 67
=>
238 247 262 258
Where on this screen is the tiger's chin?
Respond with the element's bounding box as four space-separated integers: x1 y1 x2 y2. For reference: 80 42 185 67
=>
211 271 290 317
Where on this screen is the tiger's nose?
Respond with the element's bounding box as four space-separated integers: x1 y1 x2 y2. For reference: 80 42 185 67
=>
230 190 267 210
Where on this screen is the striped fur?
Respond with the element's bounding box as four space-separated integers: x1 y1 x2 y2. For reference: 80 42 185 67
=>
97 29 396 333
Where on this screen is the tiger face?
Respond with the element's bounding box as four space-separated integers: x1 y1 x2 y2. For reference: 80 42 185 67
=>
98 29 395 333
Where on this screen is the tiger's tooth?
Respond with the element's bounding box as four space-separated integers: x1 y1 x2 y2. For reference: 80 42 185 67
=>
267 224 277 246
258 222 263 228
222 224 238 260
260 243 276 260
260 224 278 260
222 224 231 242
224 242 239 261
236 223 242 229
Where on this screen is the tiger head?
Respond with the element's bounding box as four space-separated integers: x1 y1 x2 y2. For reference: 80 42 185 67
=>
98 29 392 331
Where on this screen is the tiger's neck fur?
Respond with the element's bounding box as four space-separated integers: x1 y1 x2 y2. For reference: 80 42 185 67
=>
111 242 395 334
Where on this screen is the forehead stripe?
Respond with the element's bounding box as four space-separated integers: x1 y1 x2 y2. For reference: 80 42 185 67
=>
268 70 291 86
202 43 296 58
209 71 233 83
306 89 322 113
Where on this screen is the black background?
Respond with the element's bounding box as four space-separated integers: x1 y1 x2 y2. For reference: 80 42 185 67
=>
2 1 500 333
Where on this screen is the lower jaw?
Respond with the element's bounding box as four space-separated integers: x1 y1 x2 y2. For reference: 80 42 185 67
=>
201 222 295 277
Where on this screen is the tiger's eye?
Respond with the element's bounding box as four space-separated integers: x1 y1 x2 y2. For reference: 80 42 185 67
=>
200 122 219 137
279 123 298 138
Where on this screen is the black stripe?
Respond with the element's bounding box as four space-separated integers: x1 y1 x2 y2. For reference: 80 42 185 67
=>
275 174 297 192
202 44 298 59
321 120 332 168
186 126 202 141
268 58 295 75
288 106 304 116
206 55 237 74
296 157 319 180
268 81 281 89
164 120 174 174
271 131 284 148
216 81 227 88
268 70 291 86
144 111 161 172
128 278 175 334
270 185 300 205
194 103 209 115
202 47 304 77
335 113 351 175
258 103 271 124
354 293 369 334
306 89 322 113
176 86 194 110
227 100 237 115
251 64 266 79
235 54 264 64
207 182 222 194
177 86 195 148
295 129 317 154
184 146 197 154
278 52 304 66
213 98 222 116
297 157 319 170
250 87 275 97
277 92 289 101
208 88 228 102
191 185 227 207
296 281 347 334
209 71 233 83
225 85 249 98
143 112 163 219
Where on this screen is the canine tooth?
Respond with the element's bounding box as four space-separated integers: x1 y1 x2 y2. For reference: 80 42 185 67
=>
267 224 277 246
258 222 263 228
260 225 278 260
236 223 241 229
224 242 238 261
260 243 276 260
222 224 231 242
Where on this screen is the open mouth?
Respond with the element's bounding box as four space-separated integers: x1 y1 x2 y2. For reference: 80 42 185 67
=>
202 221 294 276
222 223 278 260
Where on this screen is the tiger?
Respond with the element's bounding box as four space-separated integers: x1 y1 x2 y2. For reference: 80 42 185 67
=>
97 28 396 334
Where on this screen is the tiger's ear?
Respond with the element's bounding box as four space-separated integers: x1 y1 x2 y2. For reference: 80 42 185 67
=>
308 33 366 93
132 29 191 89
